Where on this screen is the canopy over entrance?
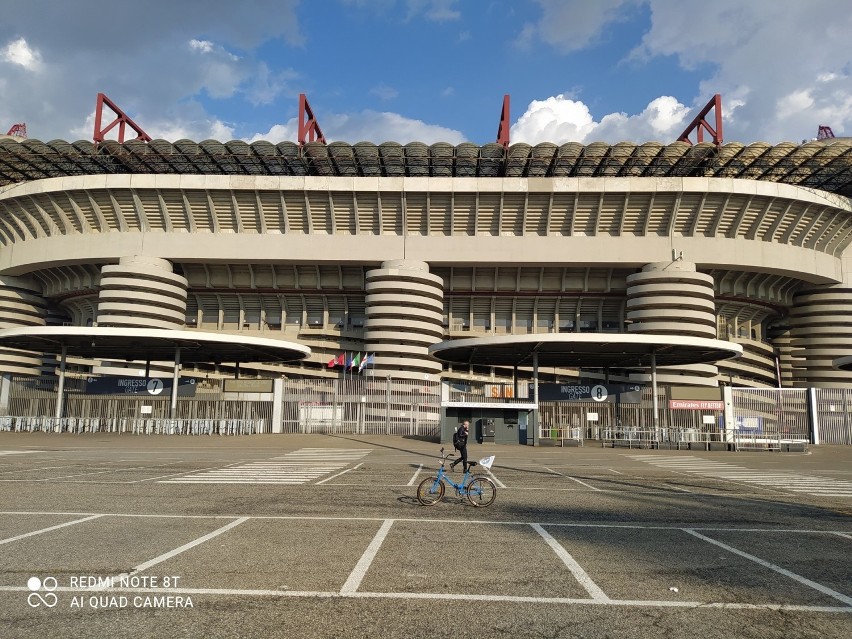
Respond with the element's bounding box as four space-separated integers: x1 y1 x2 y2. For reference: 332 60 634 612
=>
429 333 742 433
0 326 311 419
428 333 742 369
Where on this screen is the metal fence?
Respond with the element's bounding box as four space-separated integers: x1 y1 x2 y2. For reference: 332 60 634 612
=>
729 388 810 450
0 416 264 435
281 376 441 436
811 388 852 445
537 387 726 448
1 372 851 446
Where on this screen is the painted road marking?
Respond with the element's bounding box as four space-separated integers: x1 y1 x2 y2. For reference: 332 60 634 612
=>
684 529 852 606
159 448 372 484
532 523 609 601
340 519 394 595
105 517 250 588
0 514 105 545
629 455 852 497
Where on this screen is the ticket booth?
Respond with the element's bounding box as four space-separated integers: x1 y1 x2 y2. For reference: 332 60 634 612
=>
442 408 531 445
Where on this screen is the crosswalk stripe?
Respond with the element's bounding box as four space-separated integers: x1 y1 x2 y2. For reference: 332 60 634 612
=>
628 455 852 499
160 448 371 485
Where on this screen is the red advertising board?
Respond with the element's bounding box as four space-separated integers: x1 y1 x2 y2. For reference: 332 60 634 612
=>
668 399 724 410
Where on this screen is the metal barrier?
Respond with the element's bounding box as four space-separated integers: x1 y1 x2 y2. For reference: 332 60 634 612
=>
0 416 266 435
730 388 810 451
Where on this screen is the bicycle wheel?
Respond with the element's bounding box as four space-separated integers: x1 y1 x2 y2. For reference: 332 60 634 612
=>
417 477 445 506
466 477 496 507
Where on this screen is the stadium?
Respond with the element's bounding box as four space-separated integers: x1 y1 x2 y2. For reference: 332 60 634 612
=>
1 94 851 445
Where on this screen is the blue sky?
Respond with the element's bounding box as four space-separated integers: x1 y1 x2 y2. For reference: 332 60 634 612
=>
1 1 850 145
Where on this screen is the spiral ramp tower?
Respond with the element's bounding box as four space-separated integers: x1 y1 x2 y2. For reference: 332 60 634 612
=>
0 276 47 376
94 256 188 376
789 285 852 387
364 260 444 380
625 261 718 386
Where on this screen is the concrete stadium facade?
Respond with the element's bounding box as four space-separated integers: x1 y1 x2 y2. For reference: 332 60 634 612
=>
1 137 852 388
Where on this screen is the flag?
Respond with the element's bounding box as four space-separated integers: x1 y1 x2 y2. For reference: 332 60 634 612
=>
349 353 361 370
358 353 374 372
327 353 345 368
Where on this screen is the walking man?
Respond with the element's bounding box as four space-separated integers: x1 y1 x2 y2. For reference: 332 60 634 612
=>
451 420 470 472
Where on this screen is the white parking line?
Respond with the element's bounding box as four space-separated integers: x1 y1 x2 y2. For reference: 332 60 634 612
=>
316 463 364 485
683 529 852 606
531 523 609 602
0 514 105 545
340 519 394 595
406 464 423 486
564 475 601 491
107 517 249 586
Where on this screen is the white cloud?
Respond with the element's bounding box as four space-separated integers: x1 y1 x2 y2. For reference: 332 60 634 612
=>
511 95 596 144
520 0 852 143
0 0 303 141
2 37 40 70
370 84 399 101
189 39 215 54
633 0 852 142
249 110 465 145
516 0 635 52
511 94 691 144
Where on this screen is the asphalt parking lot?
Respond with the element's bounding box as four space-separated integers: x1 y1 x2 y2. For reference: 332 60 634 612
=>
0 433 850 639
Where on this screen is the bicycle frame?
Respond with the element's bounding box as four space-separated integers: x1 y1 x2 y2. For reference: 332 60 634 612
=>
417 448 496 507
428 463 475 496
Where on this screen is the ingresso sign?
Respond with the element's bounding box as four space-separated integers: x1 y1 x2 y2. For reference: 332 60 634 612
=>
84 377 198 397
531 383 643 403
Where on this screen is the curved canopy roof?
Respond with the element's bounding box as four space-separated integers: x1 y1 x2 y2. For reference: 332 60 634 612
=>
429 333 742 369
0 326 310 364
1 138 851 197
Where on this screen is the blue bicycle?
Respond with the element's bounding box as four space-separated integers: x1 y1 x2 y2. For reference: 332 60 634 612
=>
417 447 497 507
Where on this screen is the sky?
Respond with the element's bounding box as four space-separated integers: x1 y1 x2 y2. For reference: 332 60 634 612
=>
1 0 850 146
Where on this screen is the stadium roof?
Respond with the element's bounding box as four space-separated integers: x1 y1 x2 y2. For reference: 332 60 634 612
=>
1 138 851 197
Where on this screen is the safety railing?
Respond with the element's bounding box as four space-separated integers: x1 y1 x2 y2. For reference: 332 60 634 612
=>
0 416 267 435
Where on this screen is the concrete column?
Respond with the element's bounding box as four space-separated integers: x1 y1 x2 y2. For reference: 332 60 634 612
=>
626 260 718 387
0 276 48 376
364 260 444 380
271 377 284 434
789 284 852 387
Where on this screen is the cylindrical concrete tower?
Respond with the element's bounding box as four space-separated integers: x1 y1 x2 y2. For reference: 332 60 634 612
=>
789 285 852 387
97 256 188 329
0 276 47 376
364 260 444 380
626 260 718 385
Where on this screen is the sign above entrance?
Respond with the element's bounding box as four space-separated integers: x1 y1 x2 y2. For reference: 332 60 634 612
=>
669 399 724 410
531 383 643 403
84 377 198 397
223 379 274 393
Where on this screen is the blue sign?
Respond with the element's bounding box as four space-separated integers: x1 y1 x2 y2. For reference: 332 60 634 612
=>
734 415 763 433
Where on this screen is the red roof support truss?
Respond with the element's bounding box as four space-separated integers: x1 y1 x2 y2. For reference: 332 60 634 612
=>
6 123 27 138
496 94 510 149
677 94 723 147
298 93 326 145
93 93 152 144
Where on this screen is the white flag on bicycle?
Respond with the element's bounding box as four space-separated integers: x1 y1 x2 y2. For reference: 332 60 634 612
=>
478 455 495 469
